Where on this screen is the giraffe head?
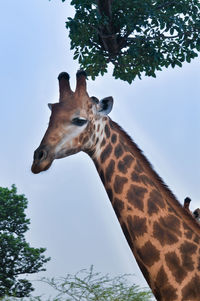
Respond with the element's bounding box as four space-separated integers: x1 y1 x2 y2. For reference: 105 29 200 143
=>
31 71 113 174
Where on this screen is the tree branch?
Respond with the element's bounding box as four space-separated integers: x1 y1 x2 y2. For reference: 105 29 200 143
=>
97 0 121 54
97 0 113 19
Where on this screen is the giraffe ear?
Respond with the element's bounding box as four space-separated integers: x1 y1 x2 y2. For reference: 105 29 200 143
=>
48 103 53 111
97 97 113 115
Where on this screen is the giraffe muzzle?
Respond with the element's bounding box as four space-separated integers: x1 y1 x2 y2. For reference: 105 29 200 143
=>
31 146 53 174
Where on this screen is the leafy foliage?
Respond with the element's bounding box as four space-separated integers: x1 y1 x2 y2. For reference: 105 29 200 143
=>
62 0 200 83
1 266 153 300
0 185 50 298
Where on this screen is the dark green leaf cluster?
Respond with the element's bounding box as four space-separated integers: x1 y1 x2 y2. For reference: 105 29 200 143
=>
64 0 200 83
0 185 50 298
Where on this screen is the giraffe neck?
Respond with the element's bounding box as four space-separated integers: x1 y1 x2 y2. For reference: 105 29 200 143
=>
86 117 200 301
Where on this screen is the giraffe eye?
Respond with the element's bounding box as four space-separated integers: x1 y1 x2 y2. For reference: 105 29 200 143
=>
71 117 88 126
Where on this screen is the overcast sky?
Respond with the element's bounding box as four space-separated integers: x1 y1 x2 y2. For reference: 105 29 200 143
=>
0 0 200 298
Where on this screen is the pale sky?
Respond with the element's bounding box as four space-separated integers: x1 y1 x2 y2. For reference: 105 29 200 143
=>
0 0 200 298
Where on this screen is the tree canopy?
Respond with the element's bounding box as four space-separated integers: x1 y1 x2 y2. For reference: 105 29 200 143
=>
62 0 200 83
0 185 50 298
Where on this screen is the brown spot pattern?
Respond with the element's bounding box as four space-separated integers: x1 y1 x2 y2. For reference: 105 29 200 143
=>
198 256 200 271
114 175 128 194
127 215 147 240
111 133 117 144
105 160 115 182
147 199 159 215
165 251 187 283
153 215 181 245
194 235 200 244
137 241 160 267
148 189 166 209
168 207 175 213
183 222 193 239
165 214 181 235
180 241 197 271
140 175 155 187
113 198 124 219
155 266 178 301
127 184 147 212
182 274 200 300
100 138 106 148
135 161 144 173
100 143 112 163
118 155 134 174
104 124 110 138
114 144 123 159
131 172 141 183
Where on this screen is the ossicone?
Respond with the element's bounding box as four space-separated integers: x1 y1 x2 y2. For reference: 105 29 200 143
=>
58 71 72 101
75 70 87 95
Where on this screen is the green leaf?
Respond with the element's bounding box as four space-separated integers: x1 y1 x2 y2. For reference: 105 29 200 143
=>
186 55 191 63
73 53 79 59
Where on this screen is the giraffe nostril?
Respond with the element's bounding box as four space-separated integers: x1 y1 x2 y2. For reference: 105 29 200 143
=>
34 149 47 161
38 150 45 160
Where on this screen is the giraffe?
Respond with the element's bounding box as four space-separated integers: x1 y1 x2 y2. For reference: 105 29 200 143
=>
31 71 200 301
183 197 200 223
184 197 192 213
193 209 200 223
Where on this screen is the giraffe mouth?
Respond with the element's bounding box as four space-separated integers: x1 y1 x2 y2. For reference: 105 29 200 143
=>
31 159 53 174
31 148 79 174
